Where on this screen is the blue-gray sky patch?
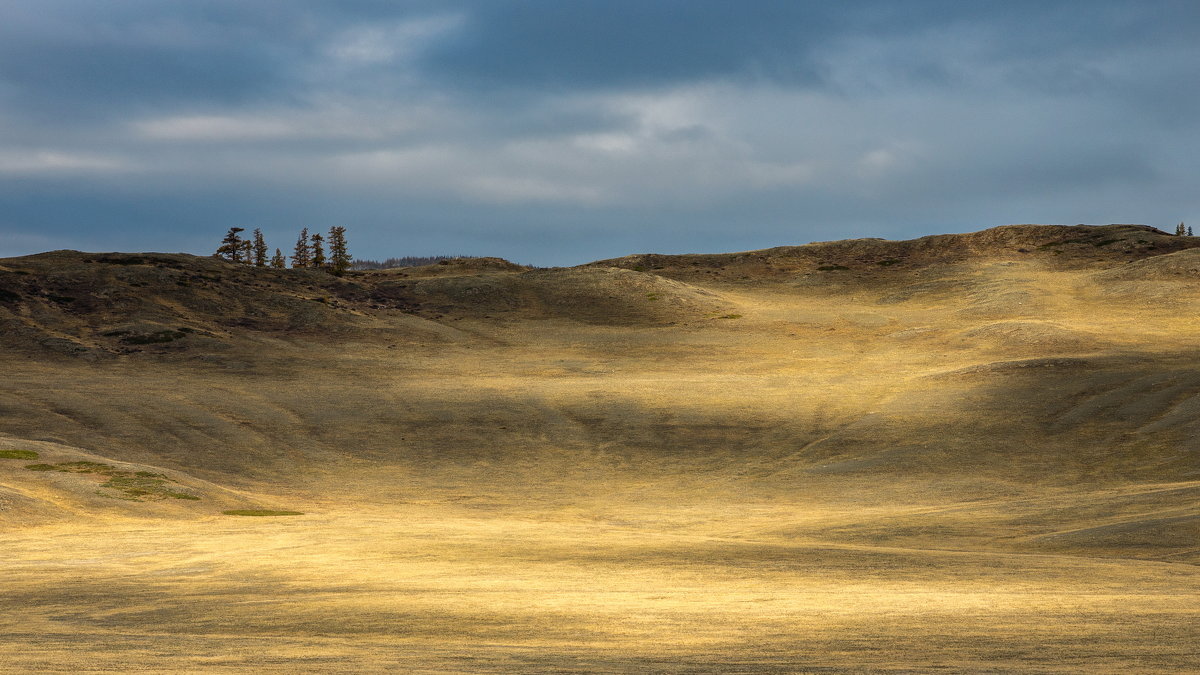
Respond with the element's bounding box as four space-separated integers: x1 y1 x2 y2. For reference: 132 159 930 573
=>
1 0 1199 264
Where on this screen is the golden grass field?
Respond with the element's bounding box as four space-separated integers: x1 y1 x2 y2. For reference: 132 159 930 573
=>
0 224 1197 672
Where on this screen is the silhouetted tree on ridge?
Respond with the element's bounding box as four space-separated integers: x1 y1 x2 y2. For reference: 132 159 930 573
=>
310 233 326 269
215 226 352 273
292 228 311 268
216 227 246 263
328 226 350 276
251 229 269 267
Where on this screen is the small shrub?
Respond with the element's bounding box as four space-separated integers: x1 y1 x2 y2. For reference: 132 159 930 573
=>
222 509 304 517
817 265 849 271
1093 239 1120 247
0 288 20 303
717 314 743 320
0 450 38 460
24 464 57 471
876 259 901 266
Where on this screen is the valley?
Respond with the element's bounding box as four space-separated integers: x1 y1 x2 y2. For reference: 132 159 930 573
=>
1 224 1198 672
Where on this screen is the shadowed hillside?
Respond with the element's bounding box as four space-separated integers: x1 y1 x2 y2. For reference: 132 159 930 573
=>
1 224 1198 672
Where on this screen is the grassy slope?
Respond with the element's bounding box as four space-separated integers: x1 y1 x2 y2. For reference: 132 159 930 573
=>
0 224 1198 672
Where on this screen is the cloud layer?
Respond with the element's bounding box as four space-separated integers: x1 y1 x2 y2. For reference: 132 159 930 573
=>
2 1 1199 264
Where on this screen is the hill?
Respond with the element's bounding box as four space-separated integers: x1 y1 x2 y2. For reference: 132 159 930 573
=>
592 223 1200 282
1 224 1198 672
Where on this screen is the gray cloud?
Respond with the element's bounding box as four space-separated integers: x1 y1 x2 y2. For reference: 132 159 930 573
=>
1 1 1199 264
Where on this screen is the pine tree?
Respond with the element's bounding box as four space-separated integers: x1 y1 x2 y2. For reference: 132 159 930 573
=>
251 229 269 267
310 233 326 269
1190 226 1195 237
270 248 286 268
292 228 311 268
216 227 245 263
1177 222 1186 236
240 240 253 265
328 226 350 276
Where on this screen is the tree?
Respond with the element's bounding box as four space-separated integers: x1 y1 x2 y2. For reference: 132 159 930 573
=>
1190 226 1194 237
270 248 286 268
292 228 311 268
216 227 245 263
310 232 326 269
251 229 269 267
328 226 350 276
1177 222 1187 236
240 239 253 264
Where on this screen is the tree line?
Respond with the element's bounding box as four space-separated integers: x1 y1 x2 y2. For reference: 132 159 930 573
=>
216 227 351 276
351 255 475 270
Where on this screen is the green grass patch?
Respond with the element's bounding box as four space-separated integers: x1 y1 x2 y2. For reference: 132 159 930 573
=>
0 450 38 460
223 509 304 517
55 461 117 474
23 460 200 502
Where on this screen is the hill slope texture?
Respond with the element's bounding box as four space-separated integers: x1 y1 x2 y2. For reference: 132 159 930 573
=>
0 224 1198 673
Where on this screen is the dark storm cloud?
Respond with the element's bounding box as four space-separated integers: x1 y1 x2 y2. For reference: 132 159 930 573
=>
420 0 838 90
1 1 1199 263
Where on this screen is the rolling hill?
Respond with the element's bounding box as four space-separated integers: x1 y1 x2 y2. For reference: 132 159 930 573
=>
0 223 1198 672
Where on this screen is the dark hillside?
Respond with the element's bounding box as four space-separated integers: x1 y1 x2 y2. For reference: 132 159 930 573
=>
591 224 1200 283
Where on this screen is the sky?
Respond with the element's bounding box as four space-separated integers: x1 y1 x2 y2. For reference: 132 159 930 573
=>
1 0 1198 266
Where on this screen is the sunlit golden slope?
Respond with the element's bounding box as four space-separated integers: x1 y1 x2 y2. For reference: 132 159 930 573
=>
0 224 1198 672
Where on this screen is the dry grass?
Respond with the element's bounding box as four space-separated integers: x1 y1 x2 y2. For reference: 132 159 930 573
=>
1 228 1199 671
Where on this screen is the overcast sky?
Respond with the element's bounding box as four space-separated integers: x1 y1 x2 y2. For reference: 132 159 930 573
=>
1 1 1198 265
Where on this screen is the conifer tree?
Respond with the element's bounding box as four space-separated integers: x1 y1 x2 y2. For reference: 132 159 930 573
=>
1177 222 1186 236
1190 226 1194 237
310 232 326 269
328 226 350 276
270 248 286 268
251 228 269 267
216 227 245 263
292 228 311 268
240 239 253 265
